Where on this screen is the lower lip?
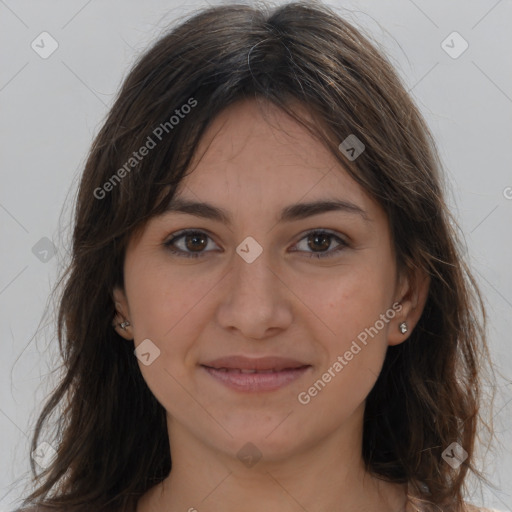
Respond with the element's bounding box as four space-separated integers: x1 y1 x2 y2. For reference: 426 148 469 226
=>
201 365 311 392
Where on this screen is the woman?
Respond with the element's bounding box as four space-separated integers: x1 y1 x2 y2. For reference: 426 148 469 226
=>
16 1 498 511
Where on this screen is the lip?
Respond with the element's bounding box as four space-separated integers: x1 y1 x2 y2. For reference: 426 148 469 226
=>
202 355 309 371
200 355 312 393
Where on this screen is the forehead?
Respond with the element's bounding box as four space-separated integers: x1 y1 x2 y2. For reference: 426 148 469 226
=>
177 99 372 214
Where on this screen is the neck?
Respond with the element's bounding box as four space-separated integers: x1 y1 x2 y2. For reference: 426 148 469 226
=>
137 406 408 512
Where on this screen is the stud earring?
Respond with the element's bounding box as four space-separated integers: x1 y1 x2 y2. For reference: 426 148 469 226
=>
399 322 408 334
113 319 131 330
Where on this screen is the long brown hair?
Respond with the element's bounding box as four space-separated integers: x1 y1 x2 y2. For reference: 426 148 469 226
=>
21 2 493 511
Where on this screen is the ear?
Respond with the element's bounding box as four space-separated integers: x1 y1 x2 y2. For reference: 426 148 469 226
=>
387 265 430 346
112 286 133 340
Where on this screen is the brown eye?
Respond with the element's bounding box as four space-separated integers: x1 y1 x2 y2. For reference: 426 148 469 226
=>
184 232 208 252
307 232 332 252
164 230 218 258
293 230 348 259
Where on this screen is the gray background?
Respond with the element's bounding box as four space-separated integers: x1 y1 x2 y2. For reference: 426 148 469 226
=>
1 0 511 510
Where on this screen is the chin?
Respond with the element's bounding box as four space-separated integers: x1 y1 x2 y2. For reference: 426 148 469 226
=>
218 420 311 461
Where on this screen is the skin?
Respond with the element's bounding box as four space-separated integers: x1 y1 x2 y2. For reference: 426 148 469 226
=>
113 99 429 512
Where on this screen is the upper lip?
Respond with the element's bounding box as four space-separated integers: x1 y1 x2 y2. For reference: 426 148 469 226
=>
201 356 310 371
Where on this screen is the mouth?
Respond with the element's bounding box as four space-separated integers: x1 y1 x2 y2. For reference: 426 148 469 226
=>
200 356 312 392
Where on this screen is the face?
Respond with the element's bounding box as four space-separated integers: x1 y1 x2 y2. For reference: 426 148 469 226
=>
114 99 423 465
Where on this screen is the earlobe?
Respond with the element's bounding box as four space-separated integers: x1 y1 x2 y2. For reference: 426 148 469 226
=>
388 267 430 346
112 287 134 341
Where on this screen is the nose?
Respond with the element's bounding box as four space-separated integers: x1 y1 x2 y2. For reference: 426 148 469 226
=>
215 244 293 340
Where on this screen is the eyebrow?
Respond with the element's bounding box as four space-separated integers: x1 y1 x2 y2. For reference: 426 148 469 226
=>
164 197 370 224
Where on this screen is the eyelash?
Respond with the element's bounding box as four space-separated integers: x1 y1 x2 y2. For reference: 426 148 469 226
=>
163 229 349 259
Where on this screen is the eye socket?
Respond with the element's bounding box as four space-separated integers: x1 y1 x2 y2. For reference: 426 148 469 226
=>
164 230 218 258
290 230 348 258
163 229 349 259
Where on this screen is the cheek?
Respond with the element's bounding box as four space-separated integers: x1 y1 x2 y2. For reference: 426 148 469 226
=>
124 254 212 341
123 254 225 397
122 256 206 415
308 262 395 407
296 259 396 344
294 257 396 404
